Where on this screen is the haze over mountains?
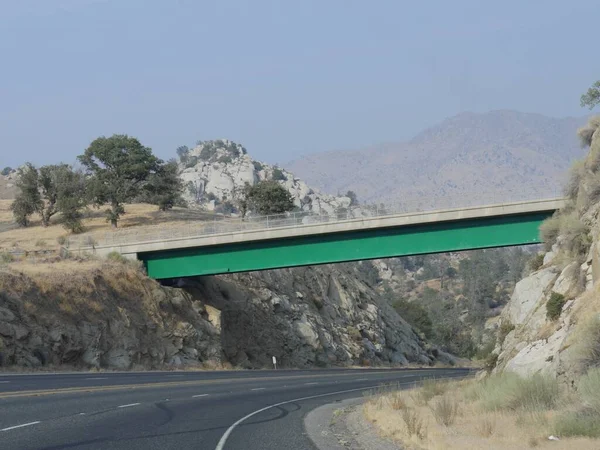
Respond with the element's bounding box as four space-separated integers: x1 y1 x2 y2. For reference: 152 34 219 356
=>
286 110 588 208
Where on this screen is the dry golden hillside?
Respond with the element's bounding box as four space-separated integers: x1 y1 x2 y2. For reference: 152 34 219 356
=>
0 200 217 252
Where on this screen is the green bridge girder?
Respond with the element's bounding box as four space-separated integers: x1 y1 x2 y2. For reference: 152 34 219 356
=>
140 211 552 280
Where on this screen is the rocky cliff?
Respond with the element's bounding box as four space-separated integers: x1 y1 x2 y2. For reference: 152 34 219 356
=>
493 116 600 383
0 258 451 370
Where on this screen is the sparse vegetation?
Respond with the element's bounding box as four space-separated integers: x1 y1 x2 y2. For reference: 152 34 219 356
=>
578 367 600 414
176 145 189 164
468 373 559 411
430 395 459 426
364 374 600 449
499 320 515 343
581 79 600 110
252 161 264 171
546 292 566 321
573 315 600 369
540 210 590 258
0 251 13 264
271 167 286 181
401 408 427 440
107 251 128 264
1 167 12 176
540 214 561 251
528 252 545 271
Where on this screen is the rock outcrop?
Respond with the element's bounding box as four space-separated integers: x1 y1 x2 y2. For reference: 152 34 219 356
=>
493 116 600 382
178 140 361 217
0 259 447 370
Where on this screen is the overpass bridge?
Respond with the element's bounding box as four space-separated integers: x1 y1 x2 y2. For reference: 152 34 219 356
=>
78 198 565 280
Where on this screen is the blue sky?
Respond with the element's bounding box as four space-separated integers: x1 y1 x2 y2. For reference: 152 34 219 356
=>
1 0 599 167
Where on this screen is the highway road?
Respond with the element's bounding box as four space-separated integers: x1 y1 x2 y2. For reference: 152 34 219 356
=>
0 368 471 450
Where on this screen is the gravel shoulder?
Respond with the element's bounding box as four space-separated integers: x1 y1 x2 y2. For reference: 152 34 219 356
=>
305 397 400 450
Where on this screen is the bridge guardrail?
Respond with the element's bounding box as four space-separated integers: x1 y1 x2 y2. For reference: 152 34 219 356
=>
61 190 565 250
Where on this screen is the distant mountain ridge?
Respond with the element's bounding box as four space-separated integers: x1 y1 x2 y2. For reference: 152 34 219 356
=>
286 110 588 207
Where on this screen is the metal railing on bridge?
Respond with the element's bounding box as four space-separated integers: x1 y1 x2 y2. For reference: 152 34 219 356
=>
62 189 564 249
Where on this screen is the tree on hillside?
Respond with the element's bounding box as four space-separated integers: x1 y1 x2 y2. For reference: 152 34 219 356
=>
1 167 12 176
10 163 42 227
141 159 184 211
10 163 86 231
176 145 189 164
79 135 161 227
271 167 287 181
346 190 359 206
581 80 600 110
239 180 295 216
38 164 75 226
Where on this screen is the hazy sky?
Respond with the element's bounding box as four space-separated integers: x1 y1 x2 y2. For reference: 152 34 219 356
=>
1 0 599 168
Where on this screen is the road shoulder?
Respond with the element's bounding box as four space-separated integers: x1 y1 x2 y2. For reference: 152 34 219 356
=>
304 397 400 450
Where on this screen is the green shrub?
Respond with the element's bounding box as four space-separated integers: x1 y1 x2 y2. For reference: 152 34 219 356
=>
35 239 47 248
527 253 544 272
578 367 600 414
1 167 12 176
417 379 448 404
498 320 515 343
575 316 600 371
56 235 67 246
200 146 217 160
546 292 566 321
218 155 232 164
471 373 559 411
185 155 199 168
393 298 433 338
252 161 263 171
271 167 286 181
561 211 591 258
539 214 560 251
565 160 584 200
347 326 362 341
0 252 13 264
553 410 600 438
107 251 128 264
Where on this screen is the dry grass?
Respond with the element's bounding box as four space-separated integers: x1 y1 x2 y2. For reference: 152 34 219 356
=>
363 375 600 450
0 200 217 252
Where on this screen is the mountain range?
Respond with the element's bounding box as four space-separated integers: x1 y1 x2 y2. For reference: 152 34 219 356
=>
286 110 588 208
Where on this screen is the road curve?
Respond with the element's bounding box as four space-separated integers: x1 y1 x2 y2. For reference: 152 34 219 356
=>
0 368 471 450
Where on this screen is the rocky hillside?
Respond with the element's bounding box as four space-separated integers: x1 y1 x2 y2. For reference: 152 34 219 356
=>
492 116 600 383
178 140 359 216
0 256 453 370
287 110 586 206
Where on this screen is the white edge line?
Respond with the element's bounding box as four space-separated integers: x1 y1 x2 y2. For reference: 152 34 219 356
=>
0 381 10 383
1 421 41 432
192 394 209 398
250 388 265 391
215 383 412 450
304 382 318 385
117 403 141 408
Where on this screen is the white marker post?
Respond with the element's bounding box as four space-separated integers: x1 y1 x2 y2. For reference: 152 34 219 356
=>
272 356 277 370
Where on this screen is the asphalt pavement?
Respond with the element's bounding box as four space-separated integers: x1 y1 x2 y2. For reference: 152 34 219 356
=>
0 367 471 450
